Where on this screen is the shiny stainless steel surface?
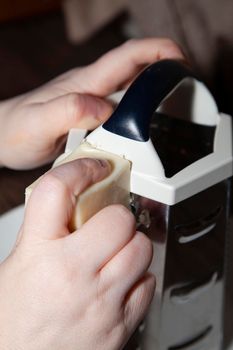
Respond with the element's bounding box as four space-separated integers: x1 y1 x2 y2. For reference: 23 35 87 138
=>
125 180 230 350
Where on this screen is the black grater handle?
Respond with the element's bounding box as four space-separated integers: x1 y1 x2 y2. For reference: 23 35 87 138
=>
103 60 196 142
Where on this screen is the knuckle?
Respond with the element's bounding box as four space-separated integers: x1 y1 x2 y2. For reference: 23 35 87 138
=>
66 93 83 123
144 273 156 298
113 204 135 223
137 232 153 258
161 37 175 45
148 273 156 288
114 203 132 216
39 171 68 197
123 38 139 48
106 324 127 348
100 205 136 242
160 38 182 52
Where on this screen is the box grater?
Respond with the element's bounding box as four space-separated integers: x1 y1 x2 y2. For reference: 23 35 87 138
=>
65 60 233 350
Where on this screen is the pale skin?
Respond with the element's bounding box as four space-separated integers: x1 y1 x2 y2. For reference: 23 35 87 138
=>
0 38 184 349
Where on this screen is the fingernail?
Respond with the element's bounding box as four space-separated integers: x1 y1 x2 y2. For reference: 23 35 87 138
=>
96 159 110 168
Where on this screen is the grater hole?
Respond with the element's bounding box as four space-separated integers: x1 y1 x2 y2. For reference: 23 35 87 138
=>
170 271 218 304
203 206 222 223
150 112 216 178
177 223 216 243
138 321 146 333
175 206 222 243
168 326 212 350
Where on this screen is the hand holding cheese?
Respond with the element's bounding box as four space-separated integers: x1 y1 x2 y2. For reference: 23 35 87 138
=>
26 142 131 230
0 158 155 350
0 38 184 169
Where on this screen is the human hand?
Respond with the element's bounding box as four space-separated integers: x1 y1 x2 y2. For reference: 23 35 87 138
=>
0 158 155 350
0 38 184 170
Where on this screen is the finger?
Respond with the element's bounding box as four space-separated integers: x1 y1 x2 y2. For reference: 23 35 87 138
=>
100 232 153 296
69 205 136 273
35 92 113 140
123 273 156 335
75 38 185 96
23 158 111 241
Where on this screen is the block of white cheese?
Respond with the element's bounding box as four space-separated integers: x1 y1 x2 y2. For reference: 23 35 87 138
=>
26 142 131 231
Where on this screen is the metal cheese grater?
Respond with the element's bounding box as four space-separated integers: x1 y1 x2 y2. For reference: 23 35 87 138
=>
66 60 233 350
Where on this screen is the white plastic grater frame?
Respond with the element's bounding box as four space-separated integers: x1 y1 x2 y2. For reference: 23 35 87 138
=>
63 79 233 205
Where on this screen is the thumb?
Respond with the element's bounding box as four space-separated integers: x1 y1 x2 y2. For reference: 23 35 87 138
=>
37 92 113 139
22 158 111 241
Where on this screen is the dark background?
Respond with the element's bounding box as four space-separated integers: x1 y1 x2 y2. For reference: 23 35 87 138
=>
0 6 127 213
